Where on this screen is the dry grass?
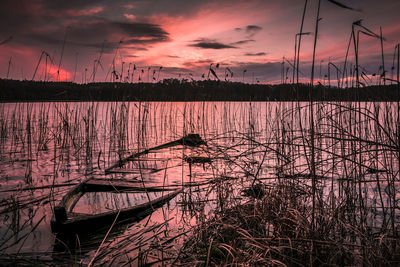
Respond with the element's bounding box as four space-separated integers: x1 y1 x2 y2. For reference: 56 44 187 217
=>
177 180 400 266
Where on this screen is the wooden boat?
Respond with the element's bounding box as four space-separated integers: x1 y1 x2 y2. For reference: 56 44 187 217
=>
51 134 205 233
51 177 182 233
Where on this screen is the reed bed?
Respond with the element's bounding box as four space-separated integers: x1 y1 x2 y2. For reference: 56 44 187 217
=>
177 180 399 266
0 100 399 265
173 100 400 266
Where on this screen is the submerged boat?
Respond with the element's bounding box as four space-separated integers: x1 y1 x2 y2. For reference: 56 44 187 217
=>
51 177 182 233
51 134 205 233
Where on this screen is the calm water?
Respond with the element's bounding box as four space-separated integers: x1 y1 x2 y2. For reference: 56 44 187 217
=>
0 101 398 265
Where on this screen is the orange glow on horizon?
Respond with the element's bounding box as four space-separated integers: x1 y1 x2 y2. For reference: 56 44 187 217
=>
35 65 72 82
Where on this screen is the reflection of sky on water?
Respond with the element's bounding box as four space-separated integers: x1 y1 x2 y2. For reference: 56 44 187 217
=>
0 101 399 264
74 191 162 214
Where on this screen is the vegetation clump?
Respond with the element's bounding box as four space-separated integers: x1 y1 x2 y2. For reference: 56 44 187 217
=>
178 181 400 266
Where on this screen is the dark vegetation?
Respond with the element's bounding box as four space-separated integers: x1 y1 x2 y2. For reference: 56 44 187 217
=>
178 182 400 266
1 78 399 102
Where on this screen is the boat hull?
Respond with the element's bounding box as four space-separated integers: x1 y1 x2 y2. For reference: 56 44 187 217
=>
51 181 182 233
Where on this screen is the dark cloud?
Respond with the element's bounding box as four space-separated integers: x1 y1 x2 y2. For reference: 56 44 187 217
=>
190 39 237 49
190 42 236 49
195 59 213 64
246 25 262 32
130 47 148 51
0 0 40 36
113 22 168 38
182 61 198 67
43 0 103 11
22 19 169 49
245 25 262 37
0 0 169 46
65 20 169 45
245 52 267 56
81 41 148 53
234 25 263 38
235 25 262 33
121 0 243 18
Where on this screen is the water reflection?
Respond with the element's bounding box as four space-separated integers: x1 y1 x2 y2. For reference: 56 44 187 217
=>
0 101 399 265
74 191 162 215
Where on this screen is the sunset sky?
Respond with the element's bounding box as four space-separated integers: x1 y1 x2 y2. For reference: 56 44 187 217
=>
0 0 399 84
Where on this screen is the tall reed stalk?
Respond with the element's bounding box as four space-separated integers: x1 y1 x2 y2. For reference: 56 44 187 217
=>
309 0 321 230
296 0 308 84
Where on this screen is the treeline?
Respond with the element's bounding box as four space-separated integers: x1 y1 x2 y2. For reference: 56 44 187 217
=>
0 78 399 102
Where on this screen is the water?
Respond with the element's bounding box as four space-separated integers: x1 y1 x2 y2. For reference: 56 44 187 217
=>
0 101 399 265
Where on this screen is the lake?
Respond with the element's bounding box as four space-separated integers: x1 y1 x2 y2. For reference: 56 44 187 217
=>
0 101 399 265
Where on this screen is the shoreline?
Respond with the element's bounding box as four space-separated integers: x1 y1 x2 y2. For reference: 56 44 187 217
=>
1 78 399 102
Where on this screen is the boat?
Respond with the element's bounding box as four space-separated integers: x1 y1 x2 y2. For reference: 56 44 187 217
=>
51 134 205 233
51 177 182 233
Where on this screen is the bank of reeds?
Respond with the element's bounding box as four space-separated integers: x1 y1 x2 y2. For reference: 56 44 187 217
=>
177 180 399 266
174 100 400 266
0 100 400 265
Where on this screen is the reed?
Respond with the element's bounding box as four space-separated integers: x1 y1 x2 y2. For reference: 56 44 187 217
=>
296 0 308 84
6 56 12 79
1 99 400 265
56 27 69 82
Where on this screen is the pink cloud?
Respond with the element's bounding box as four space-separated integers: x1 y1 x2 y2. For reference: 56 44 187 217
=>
130 2 271 70
124 14 136 22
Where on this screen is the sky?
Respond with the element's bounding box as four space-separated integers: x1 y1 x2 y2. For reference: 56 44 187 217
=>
0 0 399 84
